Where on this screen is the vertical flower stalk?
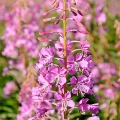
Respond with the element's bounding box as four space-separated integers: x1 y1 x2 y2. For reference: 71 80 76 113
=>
31 0 100 120
63 0 67 119
63 0 67 69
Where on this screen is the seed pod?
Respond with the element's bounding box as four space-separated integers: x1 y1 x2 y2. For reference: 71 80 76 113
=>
55 13 64 24
55 19 60 24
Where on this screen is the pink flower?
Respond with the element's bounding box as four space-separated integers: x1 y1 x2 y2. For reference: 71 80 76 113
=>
96 12 106 24
54 92 75 111
47 65 67 85
67 53 83 74
79 55 94 76
70 75 93 95
80 40 90 52
3 81 17 95
36 47 54 70
78 98 99 114
55 37 72 57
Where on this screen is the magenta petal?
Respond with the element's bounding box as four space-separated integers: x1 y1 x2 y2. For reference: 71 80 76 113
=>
79 98 89 104
65 92 71 99
58 58 64 65
49 65 59 75
78 98 89 113
85 55 92 61
67 55 74 63
78 104 89 113
56 103 62 110
84 69 90 76
37 108 47 116
84 44 90 49
79 28 89 34
59 36 64 43
45 74 53 83
69 65 76 75
59 77 66 85
28 117 36 120
40 47 53 57
81 84 90 93
88 103 99 114
60 68 67 75
75 53 82 61
67 100 75 108
70 76 77 85
80 40 90 50
38 74 48 85
78 75 87 82
55 42 63 49
54 92 62 101
72 88 77 94
88 60 94 69
88 89 94 95
79 60 88 68
40 101 52 109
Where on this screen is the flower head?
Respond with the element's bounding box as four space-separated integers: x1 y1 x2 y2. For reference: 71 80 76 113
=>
78 98 99 114
70 75 93 95
54 92 75 111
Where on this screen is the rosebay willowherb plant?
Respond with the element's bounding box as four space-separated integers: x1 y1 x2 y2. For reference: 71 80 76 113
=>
1 1 44 119
30 0 99 120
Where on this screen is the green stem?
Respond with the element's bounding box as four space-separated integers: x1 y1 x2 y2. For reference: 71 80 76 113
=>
62 0 67 119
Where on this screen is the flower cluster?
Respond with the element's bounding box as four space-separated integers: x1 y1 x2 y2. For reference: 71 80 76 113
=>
3 81 17 96
17 66 37 120
1 1 46 119
31 0 99 119
2 0 43 76
92 63 119 119
2 0 120 120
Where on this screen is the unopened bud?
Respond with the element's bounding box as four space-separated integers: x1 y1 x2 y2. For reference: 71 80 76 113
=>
72 0 76 5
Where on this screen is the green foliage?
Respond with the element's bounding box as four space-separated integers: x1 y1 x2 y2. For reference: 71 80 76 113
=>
0 39 19 120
